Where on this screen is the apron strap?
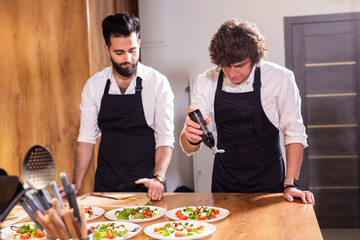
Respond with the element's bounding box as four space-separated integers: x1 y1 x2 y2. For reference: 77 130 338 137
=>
135 76 143 92
253 67 261 135
217 69 224 90
104 79 111 94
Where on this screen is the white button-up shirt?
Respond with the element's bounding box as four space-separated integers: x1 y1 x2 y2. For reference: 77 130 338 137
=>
182 60 307 154
78 62 175 149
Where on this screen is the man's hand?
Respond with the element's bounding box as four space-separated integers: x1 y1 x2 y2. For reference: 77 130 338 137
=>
135 178 164 201
283 187 315 206
184 108 210 143
58 184 80 197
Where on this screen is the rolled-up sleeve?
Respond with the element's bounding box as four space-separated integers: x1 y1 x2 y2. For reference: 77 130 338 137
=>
77 80 101 144
154 75 175 149
277 71 308 148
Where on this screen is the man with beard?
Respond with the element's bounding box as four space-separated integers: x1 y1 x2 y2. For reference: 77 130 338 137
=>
72 13 174 200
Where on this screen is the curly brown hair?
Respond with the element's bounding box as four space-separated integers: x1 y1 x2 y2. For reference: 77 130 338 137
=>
209 19 268 67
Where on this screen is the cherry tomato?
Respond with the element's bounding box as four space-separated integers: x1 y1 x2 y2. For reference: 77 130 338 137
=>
35 230 45 238
19 233 31 239
198 215 207 220
185 227 192 232
154 227 164 232
143 212 153 218
106 230 115 239
175 232 186 237
175 210 188 220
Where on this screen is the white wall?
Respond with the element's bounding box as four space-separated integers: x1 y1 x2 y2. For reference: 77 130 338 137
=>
138 0 360 192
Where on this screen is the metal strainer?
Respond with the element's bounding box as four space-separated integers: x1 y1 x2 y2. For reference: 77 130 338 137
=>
22 145 55 189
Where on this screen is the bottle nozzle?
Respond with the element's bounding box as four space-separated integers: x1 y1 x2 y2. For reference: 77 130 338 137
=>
210 146 225 154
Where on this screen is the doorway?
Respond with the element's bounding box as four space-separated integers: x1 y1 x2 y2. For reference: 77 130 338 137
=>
285 12 360 228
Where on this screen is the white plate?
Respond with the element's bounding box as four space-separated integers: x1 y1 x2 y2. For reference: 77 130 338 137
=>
104 206 166 223
166 206 230 222
0 222 46 239
144 220 216 240
83 206 105 221
87 221 141 240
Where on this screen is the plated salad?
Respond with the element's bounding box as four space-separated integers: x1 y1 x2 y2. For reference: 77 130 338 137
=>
176 206 220 220
89 222 127 240
85 206 93 219
115 206 159 220
154 221 204 238
7 223 45 239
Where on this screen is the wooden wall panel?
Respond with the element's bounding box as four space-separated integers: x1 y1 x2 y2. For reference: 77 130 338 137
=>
0 0 90 190
0 0 139 195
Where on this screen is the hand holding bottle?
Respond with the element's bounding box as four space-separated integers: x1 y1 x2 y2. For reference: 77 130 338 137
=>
184 108 210 143
185 109 224 154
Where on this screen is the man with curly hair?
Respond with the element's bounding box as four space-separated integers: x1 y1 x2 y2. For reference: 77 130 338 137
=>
180 19 314 205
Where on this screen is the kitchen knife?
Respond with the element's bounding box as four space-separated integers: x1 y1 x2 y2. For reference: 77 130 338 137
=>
68 184 82 227
90 192 120 200
50 181 65 209
19 200 45 232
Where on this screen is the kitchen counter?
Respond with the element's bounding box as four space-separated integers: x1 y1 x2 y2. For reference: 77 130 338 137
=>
86 192 322 240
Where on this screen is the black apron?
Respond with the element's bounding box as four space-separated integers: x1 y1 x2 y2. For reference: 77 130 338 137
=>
94 77 155 192
212 67 285 193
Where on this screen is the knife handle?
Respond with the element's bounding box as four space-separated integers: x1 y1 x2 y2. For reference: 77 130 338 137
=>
68 184 82 226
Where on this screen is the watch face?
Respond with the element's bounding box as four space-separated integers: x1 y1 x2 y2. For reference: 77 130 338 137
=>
155 175 165 183
158 176 165 183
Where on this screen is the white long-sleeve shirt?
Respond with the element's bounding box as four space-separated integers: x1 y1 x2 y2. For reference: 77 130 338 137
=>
77 62 175 149
181 60 307 154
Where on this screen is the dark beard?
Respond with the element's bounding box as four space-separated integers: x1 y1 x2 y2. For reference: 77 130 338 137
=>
111 57 138 77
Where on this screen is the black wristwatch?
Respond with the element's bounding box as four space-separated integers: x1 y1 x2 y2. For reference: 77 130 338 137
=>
153 174 166 184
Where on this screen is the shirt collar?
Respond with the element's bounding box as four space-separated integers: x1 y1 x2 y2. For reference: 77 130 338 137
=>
216 64 257 87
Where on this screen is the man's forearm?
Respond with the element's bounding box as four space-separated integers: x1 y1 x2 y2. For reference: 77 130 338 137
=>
285 143 304 179
73 142 95 191
154 146 173 176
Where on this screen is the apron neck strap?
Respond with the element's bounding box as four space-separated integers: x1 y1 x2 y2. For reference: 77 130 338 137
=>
253 67 261 135
135 76 143 92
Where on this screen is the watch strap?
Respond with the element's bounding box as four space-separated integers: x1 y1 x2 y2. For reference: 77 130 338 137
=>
284 178 299 187
283 185 297 191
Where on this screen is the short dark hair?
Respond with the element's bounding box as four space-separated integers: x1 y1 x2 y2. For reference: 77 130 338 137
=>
209 19 268 67
102 12 140 47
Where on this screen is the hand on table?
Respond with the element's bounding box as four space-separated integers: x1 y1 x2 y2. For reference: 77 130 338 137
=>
135 178 164 201
283 187 315 206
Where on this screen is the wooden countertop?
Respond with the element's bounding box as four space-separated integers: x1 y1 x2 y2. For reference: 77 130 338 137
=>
86 192 322 240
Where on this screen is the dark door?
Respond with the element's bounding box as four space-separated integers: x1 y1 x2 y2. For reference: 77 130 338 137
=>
285 12 360 228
